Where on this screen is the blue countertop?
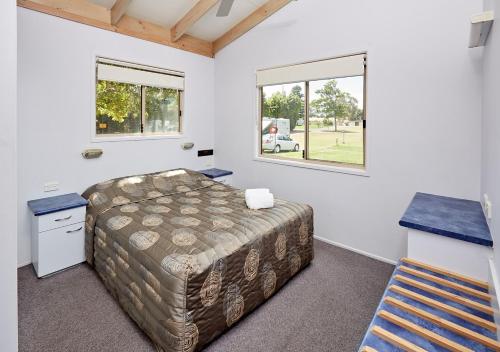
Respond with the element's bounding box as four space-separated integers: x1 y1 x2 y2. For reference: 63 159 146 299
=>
28 193 88 216
199 168 233 179
399 192 492 247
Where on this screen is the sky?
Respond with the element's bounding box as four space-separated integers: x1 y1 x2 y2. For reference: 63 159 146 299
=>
262 75 364 108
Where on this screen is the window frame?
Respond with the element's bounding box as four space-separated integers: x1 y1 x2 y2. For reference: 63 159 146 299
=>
256 52 368 174
91 56 185 142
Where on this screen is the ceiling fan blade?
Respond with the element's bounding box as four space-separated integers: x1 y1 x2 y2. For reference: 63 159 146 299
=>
216 0 235 17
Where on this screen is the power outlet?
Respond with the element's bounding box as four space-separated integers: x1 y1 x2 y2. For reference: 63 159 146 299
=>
44 182 59 192
484 194 493 220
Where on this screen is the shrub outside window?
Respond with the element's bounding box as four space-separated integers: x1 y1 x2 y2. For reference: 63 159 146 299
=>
95 58 184 138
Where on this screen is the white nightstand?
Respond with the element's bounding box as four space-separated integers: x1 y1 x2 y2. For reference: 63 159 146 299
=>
28 193 88 278
199 168 233 186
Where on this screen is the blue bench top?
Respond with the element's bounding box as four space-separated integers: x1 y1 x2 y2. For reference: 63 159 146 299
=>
399 192 492 247
358 260 494 351
28 193 88 216
199 168 233 179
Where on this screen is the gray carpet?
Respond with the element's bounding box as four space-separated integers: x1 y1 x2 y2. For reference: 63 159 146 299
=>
18 240 394 352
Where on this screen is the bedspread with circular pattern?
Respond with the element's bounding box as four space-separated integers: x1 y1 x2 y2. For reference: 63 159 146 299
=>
82 169 314 352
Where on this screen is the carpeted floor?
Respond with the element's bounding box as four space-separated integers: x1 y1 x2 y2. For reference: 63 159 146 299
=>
18 240 394 352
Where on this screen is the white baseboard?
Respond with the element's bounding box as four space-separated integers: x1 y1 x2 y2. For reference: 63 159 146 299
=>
488 258 500 340
314 235 397 265
17 259 31 269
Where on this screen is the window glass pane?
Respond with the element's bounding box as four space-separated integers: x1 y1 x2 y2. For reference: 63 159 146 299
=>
261 83 305 159
96 80 141 135
144 86 180 134
308 76 364 165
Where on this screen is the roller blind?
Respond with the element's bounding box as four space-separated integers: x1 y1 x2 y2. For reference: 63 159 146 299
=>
97 61 184 90
256 54 366 87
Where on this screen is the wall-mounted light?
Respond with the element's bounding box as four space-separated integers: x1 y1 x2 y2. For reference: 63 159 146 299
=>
469 11 494 48
181 142 194 150
82 148 103 159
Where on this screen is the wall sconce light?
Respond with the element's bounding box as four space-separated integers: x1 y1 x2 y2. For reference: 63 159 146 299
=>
82 149 103 159
181 142 194 150
469 11 494 48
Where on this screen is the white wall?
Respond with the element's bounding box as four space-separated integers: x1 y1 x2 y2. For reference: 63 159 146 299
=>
0 0 18 350
17 1 486 267
214 0 484 263
17 8 215 266
481 0 500 276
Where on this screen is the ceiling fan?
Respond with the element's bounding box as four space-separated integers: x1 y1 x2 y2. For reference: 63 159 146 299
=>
216 0 235 17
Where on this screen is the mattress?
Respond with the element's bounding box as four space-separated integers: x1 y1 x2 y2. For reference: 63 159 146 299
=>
83 169 314 352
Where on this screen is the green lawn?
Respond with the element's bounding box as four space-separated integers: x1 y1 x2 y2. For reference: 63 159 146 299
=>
263 125 364 165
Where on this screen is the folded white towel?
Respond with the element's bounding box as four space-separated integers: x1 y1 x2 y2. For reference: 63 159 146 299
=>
245 191 274 210
245 188 270 198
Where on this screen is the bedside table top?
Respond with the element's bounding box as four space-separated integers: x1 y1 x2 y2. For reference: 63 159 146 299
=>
28 193 88 216
199 168 233 179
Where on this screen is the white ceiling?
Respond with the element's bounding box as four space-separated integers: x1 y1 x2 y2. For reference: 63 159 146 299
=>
89 0 268 42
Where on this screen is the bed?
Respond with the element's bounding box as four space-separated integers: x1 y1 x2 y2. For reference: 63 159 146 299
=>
83 169 314 352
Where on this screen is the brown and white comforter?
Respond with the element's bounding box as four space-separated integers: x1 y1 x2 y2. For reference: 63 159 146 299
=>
82 169 314 351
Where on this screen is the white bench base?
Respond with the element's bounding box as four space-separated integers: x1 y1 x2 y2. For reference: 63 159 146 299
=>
407 228 493 281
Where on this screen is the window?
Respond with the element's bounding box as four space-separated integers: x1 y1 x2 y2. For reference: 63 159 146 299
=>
95 58 184 138
258 53 366 168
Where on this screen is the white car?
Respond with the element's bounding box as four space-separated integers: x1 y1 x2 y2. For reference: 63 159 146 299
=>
262 134 300 153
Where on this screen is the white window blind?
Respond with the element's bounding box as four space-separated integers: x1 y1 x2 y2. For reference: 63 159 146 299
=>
256 54 366 86
97 59 184 90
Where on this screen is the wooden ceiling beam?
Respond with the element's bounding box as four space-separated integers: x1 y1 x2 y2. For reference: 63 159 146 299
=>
118 15 213 57
18 0 112 24
170 0 219 42
213 0 292 54
110 0 131 26
17 0 214 57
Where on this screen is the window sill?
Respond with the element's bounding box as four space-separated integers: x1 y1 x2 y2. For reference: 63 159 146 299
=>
253 156 370 177
91 134 184 143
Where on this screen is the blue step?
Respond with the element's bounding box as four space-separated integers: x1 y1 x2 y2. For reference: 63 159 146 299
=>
358 259 497 352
